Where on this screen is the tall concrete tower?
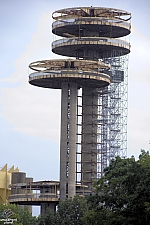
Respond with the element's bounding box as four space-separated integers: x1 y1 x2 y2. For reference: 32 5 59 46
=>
29 7 131 200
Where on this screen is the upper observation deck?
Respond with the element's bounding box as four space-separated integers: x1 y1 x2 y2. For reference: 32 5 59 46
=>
29 59 111 89
52 7 131 38
52 37 130 58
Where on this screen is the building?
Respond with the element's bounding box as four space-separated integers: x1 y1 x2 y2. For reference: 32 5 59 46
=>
5 166 59 215
9 180 59 215
26 6 130 209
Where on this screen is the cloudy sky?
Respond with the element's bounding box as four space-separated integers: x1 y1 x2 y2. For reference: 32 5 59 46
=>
0 0 150 185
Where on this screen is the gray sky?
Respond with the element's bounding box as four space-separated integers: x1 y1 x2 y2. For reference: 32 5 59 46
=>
0 0 150 185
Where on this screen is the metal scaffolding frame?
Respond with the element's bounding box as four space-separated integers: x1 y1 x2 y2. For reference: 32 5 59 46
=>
97 52 129 178
76 52 129 182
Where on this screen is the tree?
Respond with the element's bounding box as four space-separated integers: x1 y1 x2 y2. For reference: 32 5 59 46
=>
56 196 89 225
37 196 89 225
0 204 37 225
91 150 150 224
17 206 37 225
37 208 56 225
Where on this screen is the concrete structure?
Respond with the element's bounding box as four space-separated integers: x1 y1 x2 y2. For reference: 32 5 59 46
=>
9 180 88 215
11 172 33 213
9 181 59 215
29 7 131 201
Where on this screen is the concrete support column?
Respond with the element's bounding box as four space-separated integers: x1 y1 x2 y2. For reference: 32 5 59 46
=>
25 177 33 213
60 83 77 200
81 87 98 192
41 203 56 215
68 83 77 198
60 83 68 200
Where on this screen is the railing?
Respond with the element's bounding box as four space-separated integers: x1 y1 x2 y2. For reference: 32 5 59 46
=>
52 37 130 49
52 17 130 29
29 71 111 82
9 192 59 200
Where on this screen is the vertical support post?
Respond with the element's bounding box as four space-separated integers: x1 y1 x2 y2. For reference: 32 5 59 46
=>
81 87 98 192
25 177 33 213
60 83 68 200
60 83 77 200
68 83 77 198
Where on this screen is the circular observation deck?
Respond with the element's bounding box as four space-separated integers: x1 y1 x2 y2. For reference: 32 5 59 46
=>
52 7 131 38
52 37 130 58
29 59 111 89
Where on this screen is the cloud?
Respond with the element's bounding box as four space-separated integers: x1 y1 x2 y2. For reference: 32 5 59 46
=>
0 11 61 143
126 24 150 156
128 108 150 158
1 11 53 83
132 25 150 43
129 25 150 85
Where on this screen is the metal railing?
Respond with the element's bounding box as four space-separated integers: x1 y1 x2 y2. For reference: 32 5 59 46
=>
52 37 130 49
9 192 59 200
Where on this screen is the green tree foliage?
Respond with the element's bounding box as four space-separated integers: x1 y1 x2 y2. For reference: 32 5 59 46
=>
56 195 88 225
81 207 129 225
0 204 37 225
38 196 89 225
37 208 56 225
90 150 150 225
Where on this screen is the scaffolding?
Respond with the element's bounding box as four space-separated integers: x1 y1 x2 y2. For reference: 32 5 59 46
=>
97 52 129 178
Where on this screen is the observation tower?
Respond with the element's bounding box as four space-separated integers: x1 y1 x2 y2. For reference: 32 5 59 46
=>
29 7 131 201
